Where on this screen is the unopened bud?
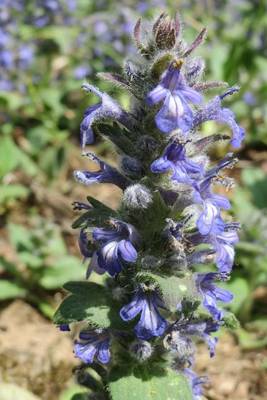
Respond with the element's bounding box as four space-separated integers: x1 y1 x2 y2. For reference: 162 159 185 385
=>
153 13 180 50
163 331 194 359
130 340 153 362
121 156 143 179
123 184 153 209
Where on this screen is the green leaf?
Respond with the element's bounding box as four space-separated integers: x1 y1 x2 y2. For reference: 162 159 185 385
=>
8 223 33 251
0 137 19 178
54 281 121 328
0 256 17 275
150 273 196 313
0 184 29 205
0 384 41 400
109 367 192 400
222 277 250 314
0 280 27 300
70 394 89 400
72 197 117 229
19 252 43 269
59 385 88 400
40 256 85 289
136 191 169 242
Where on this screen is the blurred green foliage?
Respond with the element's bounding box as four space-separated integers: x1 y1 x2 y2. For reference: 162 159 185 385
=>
0 0 266 342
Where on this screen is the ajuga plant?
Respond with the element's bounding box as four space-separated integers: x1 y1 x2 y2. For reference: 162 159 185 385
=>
55 12 245 400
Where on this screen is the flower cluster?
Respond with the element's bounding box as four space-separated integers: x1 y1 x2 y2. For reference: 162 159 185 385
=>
0 0 77 92
57 12 244 399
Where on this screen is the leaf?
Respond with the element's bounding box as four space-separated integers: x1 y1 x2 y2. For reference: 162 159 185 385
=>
0 137 19 178
109 367 192 400
19 252 43 269
0 184 29 205
40 256 85 289
72 197 117 229
151 273 196 313
0 384 41 400
8 223 33 252
71 395 89 400
236 328 267 350
59 385 88 400
137 191 169 242
54 281 121 328
96 123 137 155
221 277 250 314
0 280 27 300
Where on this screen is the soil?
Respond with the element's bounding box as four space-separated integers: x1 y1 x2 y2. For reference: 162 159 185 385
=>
197 334 267 400
0 300 78 400
0 300 266 400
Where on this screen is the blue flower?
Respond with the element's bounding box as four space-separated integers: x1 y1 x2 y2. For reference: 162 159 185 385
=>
188 218 239 274
195 272 233 320
74 152 130 190
183 320 219 357
151 141 203 185
212 221 239 274
86 251 106 278
192 94 245 148
58 324 70 331
18 45 34 69
147 61 202 134
193 181 230 236
93 219 139 276
74 329 110 364
74 65 91 79
183 368 207 400
80 83 133 147
120 291 167 340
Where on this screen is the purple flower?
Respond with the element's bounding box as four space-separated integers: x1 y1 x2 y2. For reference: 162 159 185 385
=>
74 65 91 79
80 83 133 147
193 156 234 235
171 316 220 358
120 291 167 340
183 320 219 357
189 218 239 274
74 329 111 364
151 141 203 185
195 272 233 320
147 61 202 134
74 152 130 190
93 219 139 276
243 91 256 106
192 94 245 148
183 368 207 400
58 324 70 331
18 45 34 69
212 222 239 274
0 49 13 69
86 251 106 278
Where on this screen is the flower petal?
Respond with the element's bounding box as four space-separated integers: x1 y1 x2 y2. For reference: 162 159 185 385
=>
118 239 137 262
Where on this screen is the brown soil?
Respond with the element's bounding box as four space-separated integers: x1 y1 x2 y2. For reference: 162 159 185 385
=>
0 300 266 400
0 300 77 400
197 334 267 400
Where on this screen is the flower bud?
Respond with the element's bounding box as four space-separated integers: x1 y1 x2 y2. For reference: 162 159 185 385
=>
122 184 153 209
141 255 163 270
153 13 180 50
130 340 153 362
163 331 194 360
120 155 143 179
